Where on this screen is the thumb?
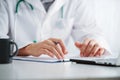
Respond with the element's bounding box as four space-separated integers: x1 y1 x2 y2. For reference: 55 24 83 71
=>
75 41 82 48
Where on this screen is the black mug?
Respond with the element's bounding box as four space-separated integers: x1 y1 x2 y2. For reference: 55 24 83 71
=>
0 39 18 64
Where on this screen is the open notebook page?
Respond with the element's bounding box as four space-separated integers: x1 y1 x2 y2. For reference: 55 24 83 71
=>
13 53 80 63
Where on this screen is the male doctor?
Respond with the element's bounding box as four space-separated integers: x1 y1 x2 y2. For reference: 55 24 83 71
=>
0 0 110 59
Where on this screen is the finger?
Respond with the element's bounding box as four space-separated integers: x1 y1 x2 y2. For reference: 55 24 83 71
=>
75 41 83 57
94 48 105 57
42 44 62 59
51 48 63 59
55 44 65 58
49 38 67 54
80 52 84 57
84 40 96 57
81 38 91 57
89 44 100 57
41 49 54 58
75 41 82 49
45 40 64 58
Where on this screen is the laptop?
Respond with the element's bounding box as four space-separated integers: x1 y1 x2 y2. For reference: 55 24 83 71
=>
70 54 120 67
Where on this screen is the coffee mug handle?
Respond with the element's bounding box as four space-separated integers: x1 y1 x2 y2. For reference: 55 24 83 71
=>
10 41 18 57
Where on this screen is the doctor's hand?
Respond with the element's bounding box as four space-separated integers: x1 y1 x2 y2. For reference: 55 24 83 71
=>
75 38 105 57
18 38 68 59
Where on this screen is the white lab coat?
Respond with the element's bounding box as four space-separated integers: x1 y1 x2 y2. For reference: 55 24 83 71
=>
0 0 110 54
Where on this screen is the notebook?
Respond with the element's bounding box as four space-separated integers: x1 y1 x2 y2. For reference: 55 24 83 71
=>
70 53 120 67
13 53 79 63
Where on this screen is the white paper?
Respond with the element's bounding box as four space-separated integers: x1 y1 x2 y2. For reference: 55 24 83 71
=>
13 54 80 63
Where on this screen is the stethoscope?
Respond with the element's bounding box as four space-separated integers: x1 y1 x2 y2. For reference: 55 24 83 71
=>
15 0 64 18
15 0 64 43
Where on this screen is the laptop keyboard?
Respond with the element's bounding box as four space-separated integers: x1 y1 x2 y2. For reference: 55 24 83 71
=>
95 58 117 65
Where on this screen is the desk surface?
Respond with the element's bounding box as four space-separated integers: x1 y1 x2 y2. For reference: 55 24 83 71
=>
0 60 120 80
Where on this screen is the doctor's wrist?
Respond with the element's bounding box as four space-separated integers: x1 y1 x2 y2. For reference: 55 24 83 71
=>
17 44 32 56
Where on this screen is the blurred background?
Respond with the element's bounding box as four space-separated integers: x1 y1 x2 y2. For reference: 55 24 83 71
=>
67 0 120 56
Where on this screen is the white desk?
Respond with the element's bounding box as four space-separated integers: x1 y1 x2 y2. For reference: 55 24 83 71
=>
0 60 120 80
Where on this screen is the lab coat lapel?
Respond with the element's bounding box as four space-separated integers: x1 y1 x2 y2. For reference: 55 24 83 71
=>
27 0 66 17
26 0 46 13
26 0 67 20
42 0 67 28
46 0 66 17
40 0 67 41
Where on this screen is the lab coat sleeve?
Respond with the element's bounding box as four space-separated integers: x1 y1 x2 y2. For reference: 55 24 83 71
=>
71 0 111 55
0 0 9 38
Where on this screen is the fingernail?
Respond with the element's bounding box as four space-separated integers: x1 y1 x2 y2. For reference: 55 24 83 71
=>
61 56 64 59
58 56 61 59
61 55 64 59
80 53 83 57
52 55 54 58
96 55 100 57
89 54 93 57
65 50 68 54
